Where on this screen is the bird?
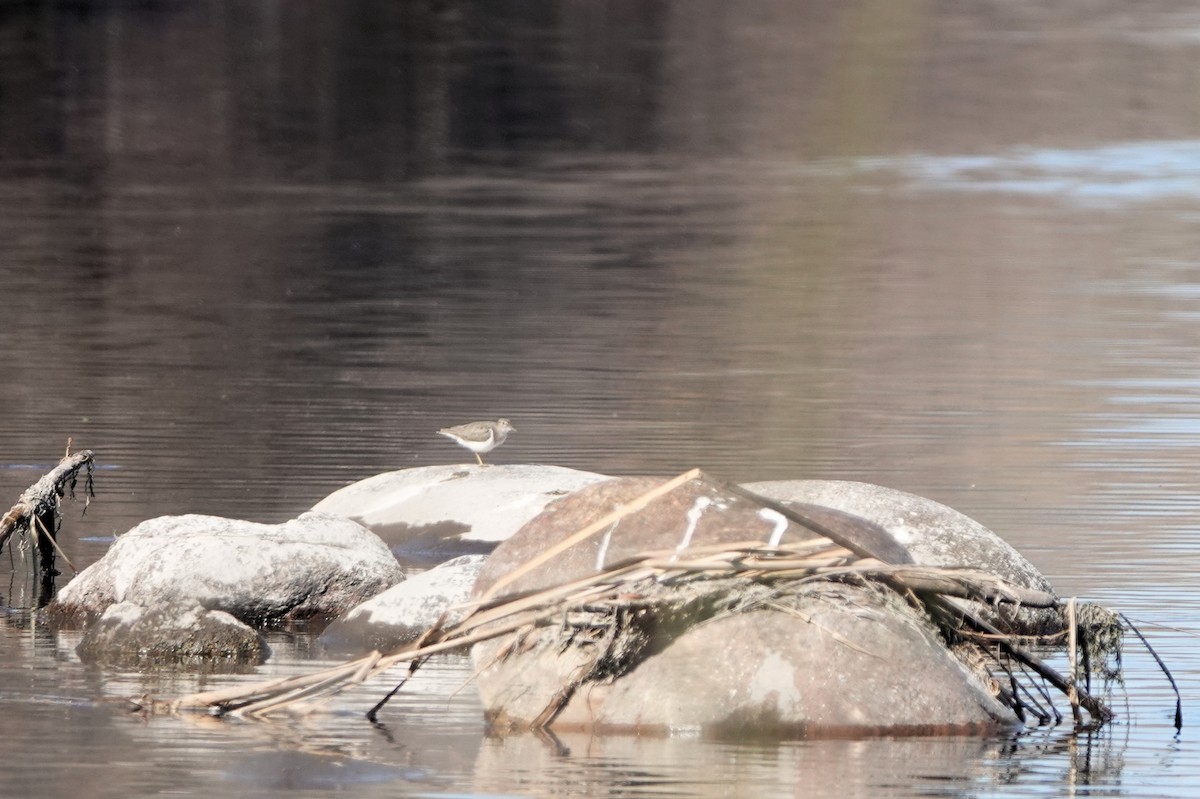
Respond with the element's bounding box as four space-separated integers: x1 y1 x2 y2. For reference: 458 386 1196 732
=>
436 418 515 465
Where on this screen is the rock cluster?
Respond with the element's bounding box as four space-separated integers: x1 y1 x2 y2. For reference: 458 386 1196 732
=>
52 466 607 667
50 464 1068 737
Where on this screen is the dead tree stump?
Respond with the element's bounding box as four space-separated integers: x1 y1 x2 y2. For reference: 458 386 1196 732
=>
0 447 95 604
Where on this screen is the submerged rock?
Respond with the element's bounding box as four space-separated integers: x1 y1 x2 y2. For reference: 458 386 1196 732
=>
52 512 403 625
470 474 1038 736
311 464 610 563
75 601 268 669
320 554 487 654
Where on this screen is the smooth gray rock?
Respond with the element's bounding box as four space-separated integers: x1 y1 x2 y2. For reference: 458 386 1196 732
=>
480 583 1014 735
470 475 913 598
53 511 404 625
742 480 1046 583
471 475 1024 736
312 465 610 563
742 479 1060 634
75 601 268 669
320 554 487 654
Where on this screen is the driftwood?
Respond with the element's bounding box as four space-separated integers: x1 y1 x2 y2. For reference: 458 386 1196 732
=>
1 443 95 598
161 469 1139 732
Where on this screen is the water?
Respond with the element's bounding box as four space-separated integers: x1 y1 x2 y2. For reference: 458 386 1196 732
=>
2 2 1199 796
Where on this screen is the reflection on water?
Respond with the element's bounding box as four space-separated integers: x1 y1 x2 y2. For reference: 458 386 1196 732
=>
4 620 1191 799
3 1 1200 797
869 140 1200 204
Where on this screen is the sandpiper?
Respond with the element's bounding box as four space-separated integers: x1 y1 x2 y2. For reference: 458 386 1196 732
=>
437 418 515 465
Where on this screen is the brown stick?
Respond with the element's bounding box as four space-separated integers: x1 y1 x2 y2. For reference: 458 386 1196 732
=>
1067 597 1082 727
31 514 80 574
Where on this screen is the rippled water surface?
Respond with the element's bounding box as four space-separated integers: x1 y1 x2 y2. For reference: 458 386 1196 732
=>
2 2 1200 797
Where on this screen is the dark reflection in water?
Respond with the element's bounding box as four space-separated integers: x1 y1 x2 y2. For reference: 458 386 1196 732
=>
2 2 1200 798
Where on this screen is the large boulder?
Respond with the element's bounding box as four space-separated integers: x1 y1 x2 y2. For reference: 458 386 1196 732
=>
320 555 487 654
471 474 911 597
742 480 1047 586
743 480 1060 634
52 512 404 625
312 465 610 563
470 474 1032 736
479 583 1012 735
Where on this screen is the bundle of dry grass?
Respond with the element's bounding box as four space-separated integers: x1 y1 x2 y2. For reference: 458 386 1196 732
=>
160 469 1148 731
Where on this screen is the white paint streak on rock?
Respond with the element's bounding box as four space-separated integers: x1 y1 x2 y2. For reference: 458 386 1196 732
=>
672 496 713 561
758 507 789 547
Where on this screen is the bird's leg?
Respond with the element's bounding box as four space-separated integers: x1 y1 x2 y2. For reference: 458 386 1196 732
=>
475 453 485 466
